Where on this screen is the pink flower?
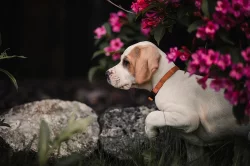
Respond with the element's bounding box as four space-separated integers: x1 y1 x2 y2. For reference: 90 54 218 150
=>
110 38 124 51
238 90 248 104
131 0 149 13
223 79 235 91
179 52 190 61
245 79 250 91
166 47 179 62
229 63 244 80
117 11 126 17
187 62 199 75
196 26 207 40
215 0 231 14
112 23 122 32
141 12 163 29
205 49 219 65
215 54 232 70
141 26 151 36
197 75 208 89
205 21 219 39
245 28 250 39
240 22 248 31
224 89 240 105
179 46 191 61
242 0 250 16
109 11 127 32
187 49 210 75
109 13 119 26
112 53 121 61
210 78 234 92
241 47 250 62
187 49 220 75
94 26 107 39
104 38 124 56
210 78 224 91
195 0 202 9
104 46 114 56
230 0 244 18
198 59 210 74
213 12 236 31
244 65 250 78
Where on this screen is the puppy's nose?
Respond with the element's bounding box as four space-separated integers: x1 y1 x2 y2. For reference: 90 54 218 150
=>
105 70 111 82
105 70 110 78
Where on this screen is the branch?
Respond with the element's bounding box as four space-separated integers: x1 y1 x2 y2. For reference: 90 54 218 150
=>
106 0 135 14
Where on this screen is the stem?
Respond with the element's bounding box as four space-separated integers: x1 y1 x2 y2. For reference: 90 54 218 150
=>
106 0 135 14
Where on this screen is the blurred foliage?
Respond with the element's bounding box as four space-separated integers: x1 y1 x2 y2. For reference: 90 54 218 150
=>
38 113 94 166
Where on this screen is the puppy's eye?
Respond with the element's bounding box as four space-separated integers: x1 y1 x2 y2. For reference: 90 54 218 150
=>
123 59 130 67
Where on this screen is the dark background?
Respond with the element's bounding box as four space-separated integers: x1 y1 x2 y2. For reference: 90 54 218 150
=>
0 0 120 79
0 0 189 113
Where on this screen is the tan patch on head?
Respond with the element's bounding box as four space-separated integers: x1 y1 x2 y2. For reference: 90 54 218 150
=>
126 46 140 76
125 44 161 85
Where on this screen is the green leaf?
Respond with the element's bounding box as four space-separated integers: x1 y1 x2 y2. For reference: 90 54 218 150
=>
99 42 109 50
92 50 105 60
119 35 132 42
187 20 204 33
177 6 187 19
168 25 173 33
103 22 112 35
153 25 166 45
0 68 18 90
201 0 210 17
38 120 51 166
218 31 235 45
127 13 136 23
0 49 26 60
99 58 108 68
177 16 190 27
158 150 166 166
217 46 240 62
88 66 102 82
94 37 105 46
121 26 135 35
0 55 26 60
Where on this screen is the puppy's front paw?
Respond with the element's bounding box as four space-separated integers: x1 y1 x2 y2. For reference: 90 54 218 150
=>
145 125 159 139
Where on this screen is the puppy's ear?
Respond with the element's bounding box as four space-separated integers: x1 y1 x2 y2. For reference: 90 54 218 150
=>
135 45 161 85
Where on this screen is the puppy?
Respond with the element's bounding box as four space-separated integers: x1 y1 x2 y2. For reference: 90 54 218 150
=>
106 41 250 146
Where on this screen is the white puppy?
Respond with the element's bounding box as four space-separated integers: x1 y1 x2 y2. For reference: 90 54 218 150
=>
106 41 250 146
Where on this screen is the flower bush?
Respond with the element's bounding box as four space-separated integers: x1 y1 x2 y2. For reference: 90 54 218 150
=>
92 0 250 122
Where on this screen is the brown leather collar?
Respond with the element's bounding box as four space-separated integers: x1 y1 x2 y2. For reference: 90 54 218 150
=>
148 66 179 101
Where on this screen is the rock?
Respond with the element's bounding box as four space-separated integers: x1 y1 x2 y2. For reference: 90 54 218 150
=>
0 99 99 157
99 104 159 159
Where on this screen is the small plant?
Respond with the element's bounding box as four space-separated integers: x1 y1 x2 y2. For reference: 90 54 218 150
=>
37 113 94 166
0 49 26 90
89 10 149 82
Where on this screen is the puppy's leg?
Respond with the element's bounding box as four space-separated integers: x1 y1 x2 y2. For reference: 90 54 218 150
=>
145 110 199 139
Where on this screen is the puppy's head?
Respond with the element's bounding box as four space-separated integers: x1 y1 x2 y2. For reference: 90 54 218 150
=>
106 41 161 90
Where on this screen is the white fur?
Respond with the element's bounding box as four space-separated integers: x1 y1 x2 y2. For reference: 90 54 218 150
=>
107 41 250 146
